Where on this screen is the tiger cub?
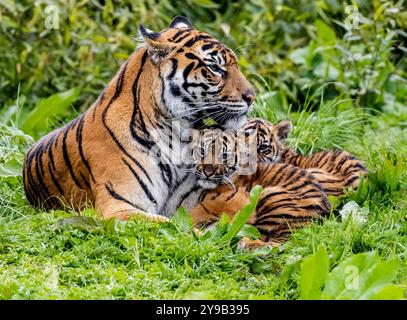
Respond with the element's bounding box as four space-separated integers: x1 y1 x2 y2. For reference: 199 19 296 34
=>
245 118 368 195
190 162 331 243
188 118 367 246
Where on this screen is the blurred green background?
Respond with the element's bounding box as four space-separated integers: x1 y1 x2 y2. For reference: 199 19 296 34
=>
0 0 406 134
0 0 407 300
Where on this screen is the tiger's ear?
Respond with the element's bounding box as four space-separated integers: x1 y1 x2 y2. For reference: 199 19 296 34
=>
138 24 176 64
169 16 193 29
275 120 293 141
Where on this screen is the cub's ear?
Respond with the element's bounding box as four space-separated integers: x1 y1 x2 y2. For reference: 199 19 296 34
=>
138 24 176 63
169 16 192 29
275 119 293 141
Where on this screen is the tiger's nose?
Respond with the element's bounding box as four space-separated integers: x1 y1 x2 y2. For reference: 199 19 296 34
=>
242 89 256 106
203 164 216 177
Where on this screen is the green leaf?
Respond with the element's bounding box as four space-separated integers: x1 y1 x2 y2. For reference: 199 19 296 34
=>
202 214 231 241
315 19 336 46
222 185 263 242
0 158 22 177
323 251 401 300
191 0 219 9
237 224 261 240
299 245 329 300
203 117 218 126
20 88 80 136
172 207 193 233
370 285 404 300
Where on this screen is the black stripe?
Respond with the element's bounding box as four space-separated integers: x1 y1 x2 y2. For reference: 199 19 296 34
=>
257 191 287 208
183 62 195 82
316 151 331 168
31 143 50 201
269 163 290 185
80 172 91 189
179 184 200 206
102 58 154 185
171 30 190 43
23 167 36 205
45 134 65 197
202 43 217 51
200 203 212 216
62 119 83 189
168 58 178 79
105 182 144 211
24 149 41 206
345 175 359 186
225 187 239 201
159 162 172 187
298 204 328 214
130 51 156 150
48 161 64 196
76 116 96 183
122 158 157 206
287 180 315 192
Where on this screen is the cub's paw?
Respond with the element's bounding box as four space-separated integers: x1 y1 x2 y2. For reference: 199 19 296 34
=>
237 237 281 250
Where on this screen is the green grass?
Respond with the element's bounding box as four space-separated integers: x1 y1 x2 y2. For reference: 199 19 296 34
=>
0 0 406 300
0 95 406 300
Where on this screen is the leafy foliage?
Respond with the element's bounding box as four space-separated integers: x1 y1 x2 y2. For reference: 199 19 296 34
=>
0 0 405 120
0 0 406 300
299 246 403 300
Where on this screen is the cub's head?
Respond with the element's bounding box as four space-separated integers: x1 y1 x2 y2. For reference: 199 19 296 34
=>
192 128 239 190
244 118 292 163
139 16 255 129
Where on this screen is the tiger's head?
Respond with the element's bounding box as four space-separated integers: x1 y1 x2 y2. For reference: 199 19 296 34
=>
191 118 293 190
191 128 240 190
244 118 293 163
138 16 255 129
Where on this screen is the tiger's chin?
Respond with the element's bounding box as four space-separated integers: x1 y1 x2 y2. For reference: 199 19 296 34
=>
220 115 247 130
197 179 220 190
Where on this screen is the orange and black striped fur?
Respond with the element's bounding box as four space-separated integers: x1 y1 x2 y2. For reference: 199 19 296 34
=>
245 118 368 196
188 118 367 245
22 16 256 221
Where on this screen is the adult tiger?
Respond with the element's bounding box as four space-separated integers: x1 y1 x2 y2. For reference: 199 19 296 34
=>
22 16 255 220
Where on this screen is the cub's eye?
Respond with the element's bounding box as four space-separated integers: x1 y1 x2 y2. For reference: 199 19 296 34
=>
208 64 225 75
258 144 270 152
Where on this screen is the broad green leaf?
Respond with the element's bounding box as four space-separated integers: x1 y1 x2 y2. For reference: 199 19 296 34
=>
370 285 404 300
299 245 329 300
202 214 231 241
222 185 263 242
237 224 261 240
172 207 193 232
203 117 218 126
289 46 309 65
323 251 401 300
0 159 22 177
20 88 80 136
315 19 336 46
